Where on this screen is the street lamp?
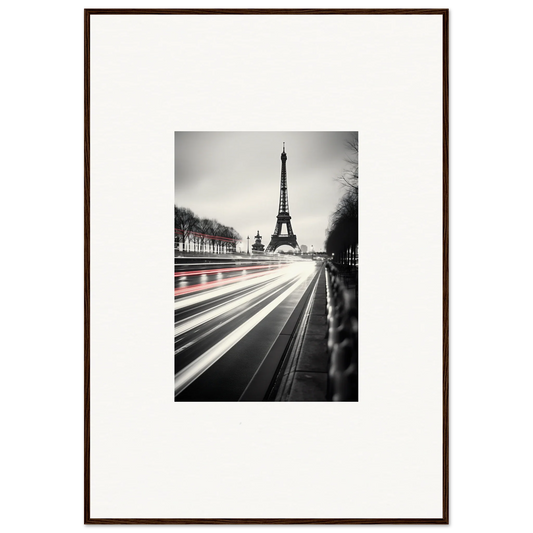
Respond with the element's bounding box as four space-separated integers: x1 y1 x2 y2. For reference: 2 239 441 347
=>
247 236 250 255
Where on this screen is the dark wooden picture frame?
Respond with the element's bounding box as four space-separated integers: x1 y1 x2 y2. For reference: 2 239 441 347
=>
85 8 448 524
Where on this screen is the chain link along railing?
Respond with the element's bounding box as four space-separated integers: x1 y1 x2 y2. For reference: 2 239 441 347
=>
325 262 358 401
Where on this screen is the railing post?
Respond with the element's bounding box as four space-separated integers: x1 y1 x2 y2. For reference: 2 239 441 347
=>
325 262 358 401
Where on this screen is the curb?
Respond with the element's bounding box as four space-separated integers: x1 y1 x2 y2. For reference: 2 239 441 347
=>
275 267 328 401
239 265 323 401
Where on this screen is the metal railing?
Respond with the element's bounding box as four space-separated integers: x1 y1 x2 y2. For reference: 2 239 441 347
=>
325 262 358 401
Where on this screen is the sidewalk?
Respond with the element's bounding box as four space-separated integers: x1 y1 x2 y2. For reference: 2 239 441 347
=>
275 266 329 401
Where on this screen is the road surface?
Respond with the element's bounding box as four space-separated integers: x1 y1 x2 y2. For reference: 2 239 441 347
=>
174 257 320 401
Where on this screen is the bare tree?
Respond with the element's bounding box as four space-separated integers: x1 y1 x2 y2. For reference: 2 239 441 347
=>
336 132 359 192
196 218 212 253
326 133 359 266
175 206 199 252
207 220 218 253
228 226 241 253
175 206 241 254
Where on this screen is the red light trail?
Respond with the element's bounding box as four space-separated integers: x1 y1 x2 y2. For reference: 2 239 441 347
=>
174 267 287 297
174 264 282 278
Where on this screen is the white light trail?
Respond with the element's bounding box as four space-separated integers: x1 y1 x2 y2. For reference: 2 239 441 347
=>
175 265 303 336
174 281 289 356
174 264 291 310
174 263 315 396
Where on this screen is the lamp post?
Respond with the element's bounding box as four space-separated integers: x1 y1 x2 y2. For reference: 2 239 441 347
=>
247 236 250 255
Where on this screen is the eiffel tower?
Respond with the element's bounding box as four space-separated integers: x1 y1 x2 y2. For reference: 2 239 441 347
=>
266 143 300 253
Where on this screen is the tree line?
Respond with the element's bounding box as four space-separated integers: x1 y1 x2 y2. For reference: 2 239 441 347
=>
175 206 242 253
325 133 358 267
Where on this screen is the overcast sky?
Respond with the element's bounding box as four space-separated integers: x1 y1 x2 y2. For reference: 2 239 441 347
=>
174 132 356 252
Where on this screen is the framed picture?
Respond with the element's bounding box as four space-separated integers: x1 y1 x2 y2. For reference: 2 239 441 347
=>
85 9 448 524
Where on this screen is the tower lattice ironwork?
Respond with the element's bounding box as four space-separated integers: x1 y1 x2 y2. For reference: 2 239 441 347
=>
266 143 300 253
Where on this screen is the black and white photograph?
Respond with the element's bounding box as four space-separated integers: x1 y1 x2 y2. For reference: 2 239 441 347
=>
174 132 358 401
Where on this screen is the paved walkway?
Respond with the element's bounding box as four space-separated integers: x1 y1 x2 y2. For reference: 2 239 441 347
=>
275 266 329 401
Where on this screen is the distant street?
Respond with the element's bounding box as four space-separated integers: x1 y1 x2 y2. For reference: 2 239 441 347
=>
174 257 319 401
